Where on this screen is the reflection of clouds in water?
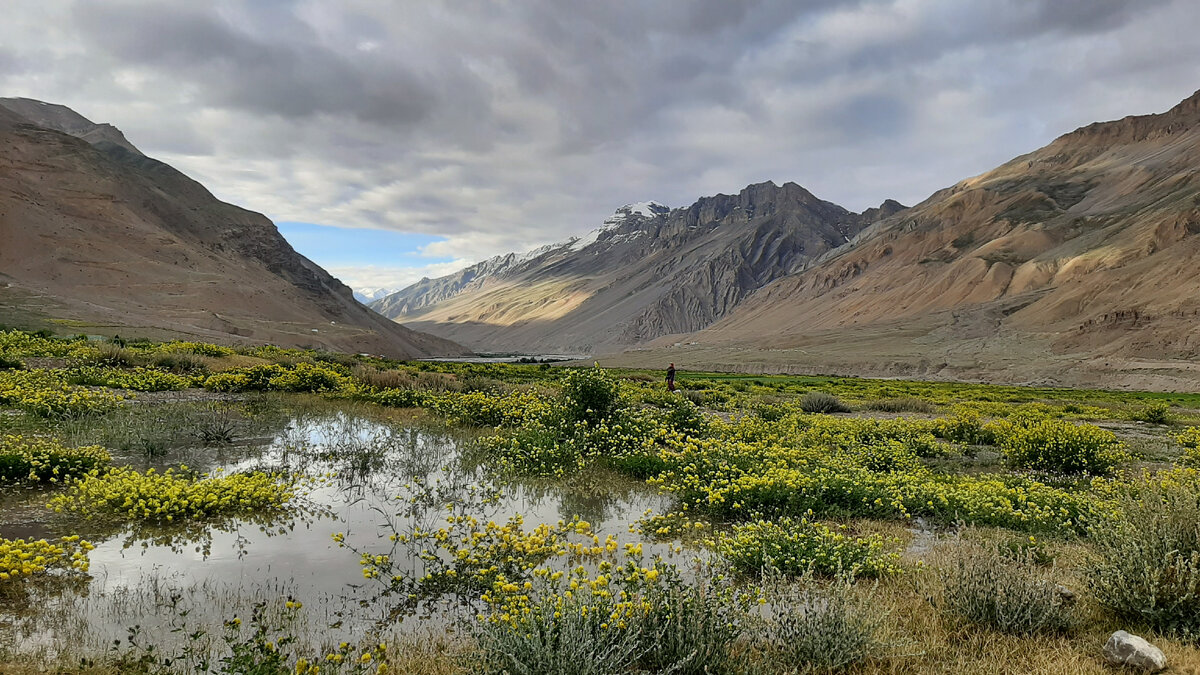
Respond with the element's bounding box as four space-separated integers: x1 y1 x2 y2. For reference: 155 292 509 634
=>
5 406 675 658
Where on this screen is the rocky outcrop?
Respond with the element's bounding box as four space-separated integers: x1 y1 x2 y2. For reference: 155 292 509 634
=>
0 99 466 358
0 97 143 155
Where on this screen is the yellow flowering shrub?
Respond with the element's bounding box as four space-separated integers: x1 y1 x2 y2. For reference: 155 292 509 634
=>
0 330 96 358
0 434 110 482
988 418 1128 475
475 556 752 674
352 387 434 408
0 369 127 417
0 534 94 583
652 415 1103 533
203 362 351 393
48 466 298 522
716 516 902 578
69 366 196 392
346 513 617 603
267 362 353 393
148 340 236 357
1176 427 1200 468
432 390 553 428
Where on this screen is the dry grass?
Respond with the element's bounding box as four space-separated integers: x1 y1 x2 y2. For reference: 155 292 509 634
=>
859 582 1200 674
352 364 418 390
384 633 472 675
863 397 939 414
847 529 1200 674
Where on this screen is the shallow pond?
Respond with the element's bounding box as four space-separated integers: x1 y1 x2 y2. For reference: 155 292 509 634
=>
0 401 676 660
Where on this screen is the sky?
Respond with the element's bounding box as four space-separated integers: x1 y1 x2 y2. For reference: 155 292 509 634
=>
2 0 1199 295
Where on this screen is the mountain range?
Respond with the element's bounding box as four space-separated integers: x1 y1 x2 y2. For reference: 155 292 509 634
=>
375 90 1200 388
0 97 465 359
372 190 904 354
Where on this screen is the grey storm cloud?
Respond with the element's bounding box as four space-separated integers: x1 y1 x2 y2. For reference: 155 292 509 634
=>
1 0 1198 288
71 3 443 126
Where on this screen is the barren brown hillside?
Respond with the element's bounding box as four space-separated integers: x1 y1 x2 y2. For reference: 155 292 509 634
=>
0 100 466 358
617 90 1200 389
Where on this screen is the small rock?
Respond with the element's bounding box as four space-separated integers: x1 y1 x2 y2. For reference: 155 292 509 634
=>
1054 583 1075 603
1103 630 1166 672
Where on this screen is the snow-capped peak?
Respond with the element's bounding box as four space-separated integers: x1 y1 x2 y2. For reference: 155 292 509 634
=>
603 201 669 227
354 287 400 303
566 201 668 251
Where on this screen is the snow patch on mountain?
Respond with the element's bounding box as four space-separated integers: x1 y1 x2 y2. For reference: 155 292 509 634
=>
569 202 668 252
354 287 400 303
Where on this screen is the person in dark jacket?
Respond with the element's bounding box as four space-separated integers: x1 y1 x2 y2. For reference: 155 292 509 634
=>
666 363 676 391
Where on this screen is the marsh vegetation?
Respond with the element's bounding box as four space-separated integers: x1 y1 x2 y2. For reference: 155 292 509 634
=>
1 329 1199 673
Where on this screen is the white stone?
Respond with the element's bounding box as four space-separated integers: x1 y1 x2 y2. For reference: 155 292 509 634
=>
1103 630 1167 672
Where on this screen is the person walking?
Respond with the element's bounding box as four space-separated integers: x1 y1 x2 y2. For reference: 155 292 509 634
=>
666 363 676 391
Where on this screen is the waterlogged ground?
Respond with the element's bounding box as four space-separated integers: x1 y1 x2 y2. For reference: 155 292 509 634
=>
4 331 1200 673
0 400 675 661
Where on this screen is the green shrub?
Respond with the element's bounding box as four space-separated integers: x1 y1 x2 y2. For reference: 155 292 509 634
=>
991 418 1128 475
662 396 707 436
754 402 789 422
559 366 622 426
1087 469 1200 638
1131 401 1172 424
934 542 1075 634
998 534 1055 567
356 387 432 408
850 439 926 473
461 375 511 394
434 390 550 429
0 354 22 370
0 369 126 417
350 365 413 390
201 363 350 394
608 451 669 479
156 341 235 357
798 391 850 414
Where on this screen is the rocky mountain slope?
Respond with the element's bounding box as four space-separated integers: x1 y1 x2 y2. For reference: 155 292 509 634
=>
0 98 466 358
632 89 1200 388
373 186 904 353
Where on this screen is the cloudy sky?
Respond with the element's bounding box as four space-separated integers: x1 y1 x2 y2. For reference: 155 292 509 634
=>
2 1 1198 295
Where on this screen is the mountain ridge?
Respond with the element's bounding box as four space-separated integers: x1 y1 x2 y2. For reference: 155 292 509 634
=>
618 88 1200 389
0 98 467 358
372 182 904 353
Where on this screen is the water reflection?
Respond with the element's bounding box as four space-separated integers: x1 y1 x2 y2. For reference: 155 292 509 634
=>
0 402 675 658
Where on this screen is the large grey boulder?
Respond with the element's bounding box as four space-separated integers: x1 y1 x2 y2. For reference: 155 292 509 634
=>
1103 631 1166 672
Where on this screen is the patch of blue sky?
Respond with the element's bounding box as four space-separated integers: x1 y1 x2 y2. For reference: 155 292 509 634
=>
275 222 451 267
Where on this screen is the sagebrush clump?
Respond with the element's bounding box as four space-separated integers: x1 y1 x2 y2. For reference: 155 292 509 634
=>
1087 469 1200 638
799 391 851 414
933 541 1075 634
